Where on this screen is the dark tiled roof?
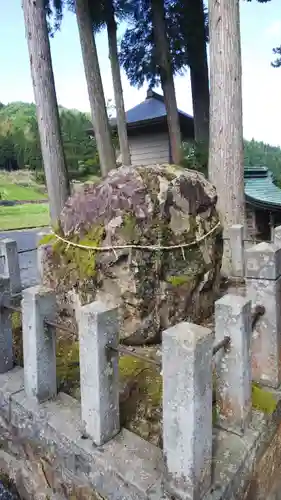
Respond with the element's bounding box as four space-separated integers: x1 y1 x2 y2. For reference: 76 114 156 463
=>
245 166 281 209
110 90 193 127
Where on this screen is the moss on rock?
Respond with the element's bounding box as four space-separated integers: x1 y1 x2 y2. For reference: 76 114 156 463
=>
252 383 278 415
42 164 222 346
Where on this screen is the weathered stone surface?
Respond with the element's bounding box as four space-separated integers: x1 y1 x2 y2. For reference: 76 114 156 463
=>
0 368 281 499
0 239 21 295
77 301 120 445
247 277 281 388
215 294 252 433
42 165 222 345
162 322 213 499
0 277 13 374
245 242 281 280
274 225 281 248
22 286 57 402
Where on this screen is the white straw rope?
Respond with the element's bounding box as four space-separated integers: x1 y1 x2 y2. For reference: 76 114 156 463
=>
52 220 221 252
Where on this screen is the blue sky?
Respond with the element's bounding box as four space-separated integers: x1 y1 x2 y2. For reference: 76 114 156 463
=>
0 1 281 146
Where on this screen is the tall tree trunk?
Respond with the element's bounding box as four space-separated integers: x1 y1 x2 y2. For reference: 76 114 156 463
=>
75 0 116 176
208 0 245 246
22 0 70 225
106 1 131 166
184 0 209 145
151 0 182 164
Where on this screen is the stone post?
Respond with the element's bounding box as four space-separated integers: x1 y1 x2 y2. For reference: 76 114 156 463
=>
77 301 120 446
162 322 213 500
22 286 57 402
0 276 13 373
245 241 281 388
274 225 281 247
215 294 252 434
229 224 245 278
36 231 51 283
0 239 21 295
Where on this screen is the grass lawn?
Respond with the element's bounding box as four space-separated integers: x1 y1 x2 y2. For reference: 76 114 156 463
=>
0 203 50 230
0 183 47 201
0 170 47 201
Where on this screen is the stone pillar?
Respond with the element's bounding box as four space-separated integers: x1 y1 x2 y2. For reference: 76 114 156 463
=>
229 224 245 278
274 225 281 247
215 294 252 434
245 242 281 388
77 301 120 446
22 286 57 402
162 322 213 500
0 276 13 373
0 239 21 295
36 231 51 283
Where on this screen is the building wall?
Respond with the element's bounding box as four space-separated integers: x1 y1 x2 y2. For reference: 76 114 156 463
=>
246 204 273 242
129 132 170 166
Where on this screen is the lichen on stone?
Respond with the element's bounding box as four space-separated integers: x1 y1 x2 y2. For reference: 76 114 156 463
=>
252 383 278 415
42 164 222 346
166 274 192 286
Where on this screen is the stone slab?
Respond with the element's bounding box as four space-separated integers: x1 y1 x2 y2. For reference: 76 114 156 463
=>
4 368 161 499
0 277 13 373
0 239 21 295
245 242 281 280
0 368 281 499
162 321 213 499
215 294 252 433
274 225 281 248
246 277 281 388
22 286 57 401
78 301 120 445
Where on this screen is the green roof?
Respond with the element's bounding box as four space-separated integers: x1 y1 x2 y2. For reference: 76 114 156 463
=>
245 166 281 211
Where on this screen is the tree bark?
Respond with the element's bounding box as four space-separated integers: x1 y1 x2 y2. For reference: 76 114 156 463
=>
208 0 245 231
75 0 116 176
184 0 209 145
22 0 70 225
151 0 182 164
106 1 131 166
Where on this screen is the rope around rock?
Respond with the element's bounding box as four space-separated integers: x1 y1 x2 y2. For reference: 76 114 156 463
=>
52 220 221 253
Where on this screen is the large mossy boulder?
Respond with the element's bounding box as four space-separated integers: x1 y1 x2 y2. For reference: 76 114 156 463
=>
42 164 222 345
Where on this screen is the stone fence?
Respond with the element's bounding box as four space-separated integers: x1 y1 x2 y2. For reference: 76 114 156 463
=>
226 223 281 278
0 231 281 498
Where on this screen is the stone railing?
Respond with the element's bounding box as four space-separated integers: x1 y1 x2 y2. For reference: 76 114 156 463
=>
0 229 281 498
226 223 281 278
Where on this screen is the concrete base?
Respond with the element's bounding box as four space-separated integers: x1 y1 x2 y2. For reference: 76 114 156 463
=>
1 368 281 499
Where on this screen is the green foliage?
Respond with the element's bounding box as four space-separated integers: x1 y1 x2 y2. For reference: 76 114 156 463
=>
45 225 105 288
32 170 46 184
37 233 56 246
244 139 281 183
181 141 208 176
0 102 100 177
181 139 281 183
272 45 281 68
119 0 208 89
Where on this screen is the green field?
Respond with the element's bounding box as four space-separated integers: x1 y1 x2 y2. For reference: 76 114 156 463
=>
0 183 47 201
0 171 47 202
0 203 49 230
0 170 99 230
